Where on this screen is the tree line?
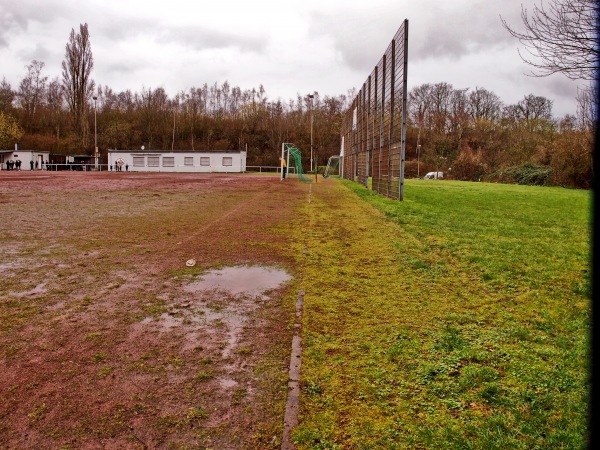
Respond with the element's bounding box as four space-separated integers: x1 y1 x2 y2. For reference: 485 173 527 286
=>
0 15 595 188
405 82 594 188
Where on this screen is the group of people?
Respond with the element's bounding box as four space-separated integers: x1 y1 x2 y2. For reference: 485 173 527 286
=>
2 159 49 170
4 159 22 170
3 159 132 171
110 163 128 171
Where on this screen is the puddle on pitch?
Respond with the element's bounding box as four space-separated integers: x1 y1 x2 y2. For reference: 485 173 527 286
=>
184 265 291 297
219 378 238 388
139 265 292 363
171 265 293 358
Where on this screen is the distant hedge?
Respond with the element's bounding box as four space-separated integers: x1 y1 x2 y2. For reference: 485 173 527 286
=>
490 162 553 186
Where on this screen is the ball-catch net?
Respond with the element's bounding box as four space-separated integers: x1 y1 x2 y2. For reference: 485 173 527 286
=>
282 143 312 183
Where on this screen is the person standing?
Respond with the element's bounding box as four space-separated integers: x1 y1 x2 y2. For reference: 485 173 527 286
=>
280 157 287 180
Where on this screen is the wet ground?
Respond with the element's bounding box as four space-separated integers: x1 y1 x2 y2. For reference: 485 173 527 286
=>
0 171 307 449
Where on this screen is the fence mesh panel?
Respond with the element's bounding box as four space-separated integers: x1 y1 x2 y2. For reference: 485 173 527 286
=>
340 19 408 200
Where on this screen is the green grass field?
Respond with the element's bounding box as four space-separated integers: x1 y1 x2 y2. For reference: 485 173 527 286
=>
292 178 590 449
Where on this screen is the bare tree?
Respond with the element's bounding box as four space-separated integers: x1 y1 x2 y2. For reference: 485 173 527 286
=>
503 94 554 133
467 87 503 121
46 77 64 141
501 0 599 81
138 86 171 149
449 88 469 133
18 60 48 127
576 84 598 130
408 83 432 128
62 23 95 146
0 77 15 113
518 94 554 121
428 82 454 133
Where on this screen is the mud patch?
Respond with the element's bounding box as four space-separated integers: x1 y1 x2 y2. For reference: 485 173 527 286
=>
135 264 294 441
6 282 48 297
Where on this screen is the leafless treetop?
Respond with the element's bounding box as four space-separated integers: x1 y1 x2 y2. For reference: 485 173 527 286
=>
501 0 599 81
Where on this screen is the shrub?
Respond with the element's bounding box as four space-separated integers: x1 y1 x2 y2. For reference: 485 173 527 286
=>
493 162 553 186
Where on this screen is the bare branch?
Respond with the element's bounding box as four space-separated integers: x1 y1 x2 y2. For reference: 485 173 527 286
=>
501 0 599 81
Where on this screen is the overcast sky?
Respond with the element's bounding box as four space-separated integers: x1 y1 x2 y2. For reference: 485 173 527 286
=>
0 0 586 117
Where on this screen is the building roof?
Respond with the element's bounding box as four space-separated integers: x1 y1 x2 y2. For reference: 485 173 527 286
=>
0 149 50 153
107 149 244 154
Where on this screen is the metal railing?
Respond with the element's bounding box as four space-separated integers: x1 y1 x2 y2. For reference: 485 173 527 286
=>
5 164 297 174
245 166 297 174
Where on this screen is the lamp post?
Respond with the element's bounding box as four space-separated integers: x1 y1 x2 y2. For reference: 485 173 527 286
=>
308 94 314 172
93 95 98 170
417 144 421 178
171 99 177 151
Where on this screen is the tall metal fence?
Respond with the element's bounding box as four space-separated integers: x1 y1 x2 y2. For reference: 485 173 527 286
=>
340 19 408 200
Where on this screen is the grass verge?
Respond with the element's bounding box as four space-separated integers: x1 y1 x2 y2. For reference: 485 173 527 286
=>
292 178 590 449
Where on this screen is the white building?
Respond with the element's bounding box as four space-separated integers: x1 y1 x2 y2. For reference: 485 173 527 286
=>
107 150 247 172
1 149 50 170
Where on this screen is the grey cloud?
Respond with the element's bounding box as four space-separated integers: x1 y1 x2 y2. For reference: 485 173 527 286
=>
308 10 392 72
94 14 268 53
410 9 514 61
97 17 160 42
157 26 268 53
0 3 29 48
545 76 581 100
105 60 140 75
308 0 529 71
0 0 73 47
17 43 53 65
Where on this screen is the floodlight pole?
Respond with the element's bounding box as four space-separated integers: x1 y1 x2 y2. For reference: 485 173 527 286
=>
310 113 314 172
93 95 98 170
172 100 177 151
308 94 314 172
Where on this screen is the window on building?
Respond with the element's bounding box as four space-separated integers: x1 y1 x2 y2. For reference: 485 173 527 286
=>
148 156 160 167
222 157 233 166
184 157 194 166
132 156 145 167
163 157 175 167
200 157 210 166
